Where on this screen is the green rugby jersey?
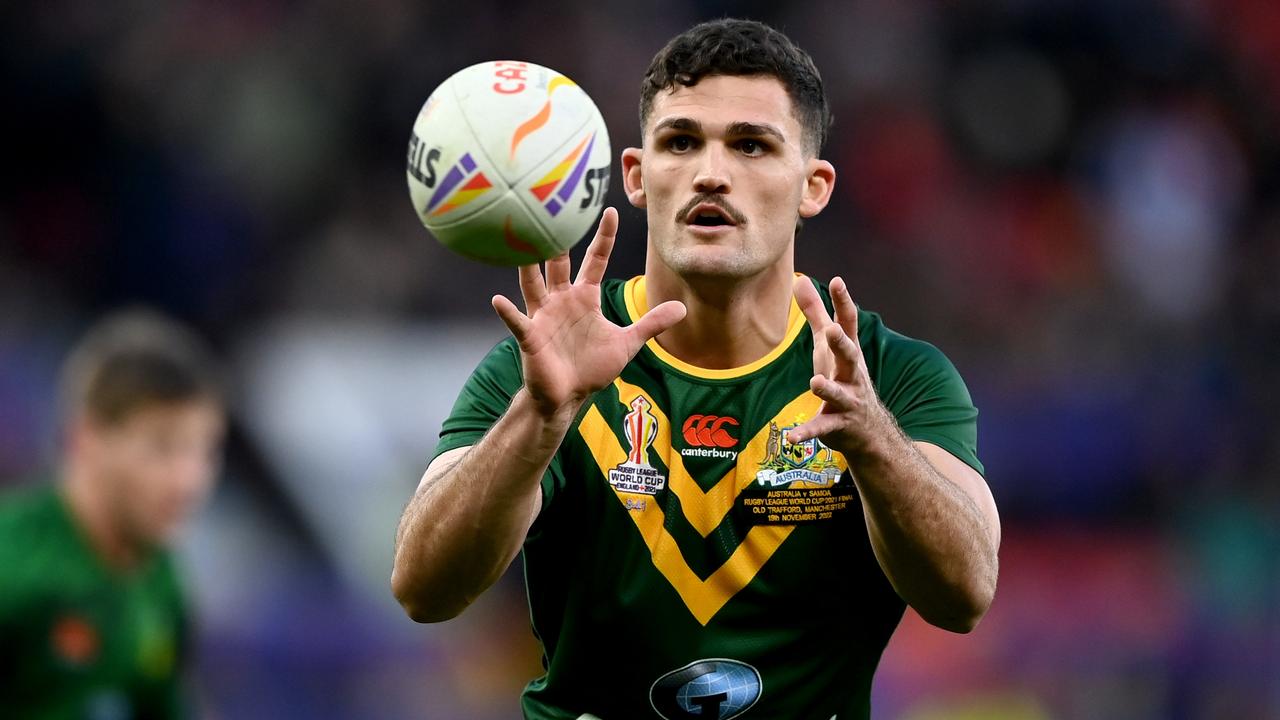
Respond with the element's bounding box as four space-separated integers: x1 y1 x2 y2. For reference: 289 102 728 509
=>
434 275 983 720
0 484 189 720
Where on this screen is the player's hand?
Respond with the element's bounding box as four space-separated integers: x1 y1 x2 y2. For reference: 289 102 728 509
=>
491 207 687 420
788 276 894 454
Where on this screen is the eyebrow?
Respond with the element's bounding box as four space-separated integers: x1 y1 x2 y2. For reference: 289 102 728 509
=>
651 117 788 144
726 121 786 143
652 117 701 135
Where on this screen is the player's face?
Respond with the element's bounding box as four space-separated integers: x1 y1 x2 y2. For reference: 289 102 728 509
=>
622 74 834 280
90 400 224 549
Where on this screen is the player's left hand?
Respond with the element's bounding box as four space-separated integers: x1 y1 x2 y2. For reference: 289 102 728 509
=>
788 276 894 455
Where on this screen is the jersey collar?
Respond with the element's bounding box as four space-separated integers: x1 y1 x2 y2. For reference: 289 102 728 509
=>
622 275 808 381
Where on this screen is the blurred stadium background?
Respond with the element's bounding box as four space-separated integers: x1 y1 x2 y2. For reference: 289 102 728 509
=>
2 0 1278 717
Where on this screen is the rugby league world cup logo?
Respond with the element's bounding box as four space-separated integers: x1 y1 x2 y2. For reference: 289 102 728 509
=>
608 396 667 495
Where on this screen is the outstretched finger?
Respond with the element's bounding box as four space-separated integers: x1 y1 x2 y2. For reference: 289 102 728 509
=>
575 207 618 287
625 300 687 354
810 372 856 411
829 276 861 351
786 413 845 445
794 276 834 377
824 323 862 384
518 263 547 315
545 253 571 290
491 294 532 344
793 275 833 330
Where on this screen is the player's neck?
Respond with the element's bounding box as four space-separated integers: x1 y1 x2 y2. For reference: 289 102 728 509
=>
644 263 795 370
61 462 146 571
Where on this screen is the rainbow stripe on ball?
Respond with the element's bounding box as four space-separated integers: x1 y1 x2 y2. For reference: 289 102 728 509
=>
528 132 596 217
427 153 493 217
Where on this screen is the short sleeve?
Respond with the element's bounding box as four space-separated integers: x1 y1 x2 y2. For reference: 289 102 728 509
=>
431 337 567 512
433 338 524 458
874 338 984 477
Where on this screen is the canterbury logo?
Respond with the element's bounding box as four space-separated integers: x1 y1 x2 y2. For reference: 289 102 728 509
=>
682 415 740 449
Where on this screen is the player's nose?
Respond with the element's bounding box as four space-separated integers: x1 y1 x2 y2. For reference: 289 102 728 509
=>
692 143 731 194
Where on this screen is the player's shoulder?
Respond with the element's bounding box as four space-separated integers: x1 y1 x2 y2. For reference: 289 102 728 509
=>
861 310 954 370
601 277 630 294
469 333 523 387
799 274 957 376
484 333 520 359
600 277 632 325
0 483 75 585
0 482 61 536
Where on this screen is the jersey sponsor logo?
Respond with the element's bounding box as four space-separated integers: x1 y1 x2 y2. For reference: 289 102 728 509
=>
678 445 737 460
608 395 666 495
681 415 740 449
756 422 843 488
679 414 739 460
650 658 762 720
51 614 99 666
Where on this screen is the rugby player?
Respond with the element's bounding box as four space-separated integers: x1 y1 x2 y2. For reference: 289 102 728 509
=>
394 18 999 719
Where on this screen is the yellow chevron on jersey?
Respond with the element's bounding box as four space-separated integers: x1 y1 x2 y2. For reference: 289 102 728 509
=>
611 378 846 536
577 380 848 625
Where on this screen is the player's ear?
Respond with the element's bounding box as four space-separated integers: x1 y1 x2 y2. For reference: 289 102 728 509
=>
621 147 646 209
798 158 835 219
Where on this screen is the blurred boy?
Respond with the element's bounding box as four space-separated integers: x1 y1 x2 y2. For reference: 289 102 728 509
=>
0 310 225 719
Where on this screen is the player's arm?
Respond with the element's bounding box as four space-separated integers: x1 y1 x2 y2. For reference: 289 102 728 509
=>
854 434 998 633
390 400 561 623
391 208 685 623
792 276 999 633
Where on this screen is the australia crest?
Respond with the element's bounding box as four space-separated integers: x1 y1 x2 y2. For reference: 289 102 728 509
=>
756 421 844 488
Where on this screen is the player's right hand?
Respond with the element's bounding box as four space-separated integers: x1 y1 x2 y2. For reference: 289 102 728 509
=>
491 207 686 420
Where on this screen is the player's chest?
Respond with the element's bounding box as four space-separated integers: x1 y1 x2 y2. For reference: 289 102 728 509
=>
565 371 867 624
576 369 862 523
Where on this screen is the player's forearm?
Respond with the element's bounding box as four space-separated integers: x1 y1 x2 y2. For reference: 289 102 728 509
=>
849 419 998 633
391 389 575 622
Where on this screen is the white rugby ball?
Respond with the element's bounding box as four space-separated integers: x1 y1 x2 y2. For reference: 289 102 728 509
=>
406 61 612 265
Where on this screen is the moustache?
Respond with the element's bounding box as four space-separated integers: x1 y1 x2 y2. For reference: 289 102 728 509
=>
676 194 747 226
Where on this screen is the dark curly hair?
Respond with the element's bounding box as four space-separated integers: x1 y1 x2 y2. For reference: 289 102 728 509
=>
639 18 832 155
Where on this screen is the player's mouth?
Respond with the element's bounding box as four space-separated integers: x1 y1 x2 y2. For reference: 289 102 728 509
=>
682 202 744 235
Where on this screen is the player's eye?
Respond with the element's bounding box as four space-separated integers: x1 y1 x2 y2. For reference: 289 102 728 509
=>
738 139 767 156
666 135 696 152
